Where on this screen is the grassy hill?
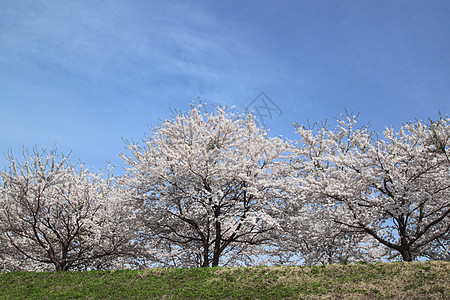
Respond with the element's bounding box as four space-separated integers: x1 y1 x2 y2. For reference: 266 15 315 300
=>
0 261 448 299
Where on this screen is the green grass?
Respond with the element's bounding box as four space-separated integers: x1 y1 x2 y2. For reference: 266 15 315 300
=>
0 261 448 299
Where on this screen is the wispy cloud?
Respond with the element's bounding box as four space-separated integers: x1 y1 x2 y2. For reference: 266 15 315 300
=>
2 1 447 170
1 0 300 108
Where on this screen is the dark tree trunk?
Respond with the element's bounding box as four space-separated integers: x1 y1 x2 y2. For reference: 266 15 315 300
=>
400 249 413 262
201 246 210 267
399 229 413 262
211 251 220 267
211 207 222 267
201 260 209 267
55 261 69 271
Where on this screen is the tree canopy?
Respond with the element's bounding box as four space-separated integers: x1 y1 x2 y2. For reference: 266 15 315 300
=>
0 104 448 271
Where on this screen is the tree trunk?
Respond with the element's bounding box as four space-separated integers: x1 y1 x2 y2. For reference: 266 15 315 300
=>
201 260 209 267
400 249 413 262
211 208 222 267
399 222 413 262
201 246 210 267
211 251 220 267
55 261 69 271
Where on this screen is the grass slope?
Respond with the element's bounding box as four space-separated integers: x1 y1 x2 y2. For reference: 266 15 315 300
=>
0 261 448 299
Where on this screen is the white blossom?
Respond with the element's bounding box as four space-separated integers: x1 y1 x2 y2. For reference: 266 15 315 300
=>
121 103 293 267
291 113 449 262
0 148 137 271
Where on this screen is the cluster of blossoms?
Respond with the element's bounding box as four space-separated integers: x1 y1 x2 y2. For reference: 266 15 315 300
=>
0 103 448 271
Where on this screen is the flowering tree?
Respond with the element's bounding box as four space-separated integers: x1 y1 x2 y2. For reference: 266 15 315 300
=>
293 114 450 262
278 200 386 265
0 148 136 271
122 104 291 267
419 234 450 261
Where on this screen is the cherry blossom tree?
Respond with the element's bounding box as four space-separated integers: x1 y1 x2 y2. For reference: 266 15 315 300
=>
0 148 137 271
122 103 292 267
419 234 450 261
277 199 386 265
293 113 450 262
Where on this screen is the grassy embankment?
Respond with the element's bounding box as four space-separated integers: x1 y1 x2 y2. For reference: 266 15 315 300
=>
0 261 448 299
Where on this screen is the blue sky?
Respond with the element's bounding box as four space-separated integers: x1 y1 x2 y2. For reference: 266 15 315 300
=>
1 0 449 172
